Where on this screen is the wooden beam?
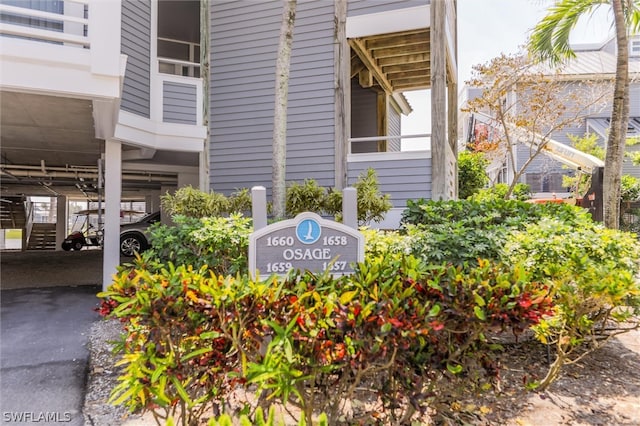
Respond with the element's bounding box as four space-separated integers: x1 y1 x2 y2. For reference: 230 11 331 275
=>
377 92 388 152
349 38 393 93
393 82 430 91
359 68 374 88
383 62 429 74
365 31 429 49
377 53 428 67
371 42 429 59
387 69 428 80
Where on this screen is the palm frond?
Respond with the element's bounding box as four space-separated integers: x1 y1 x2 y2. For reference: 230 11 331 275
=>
528 0 606 65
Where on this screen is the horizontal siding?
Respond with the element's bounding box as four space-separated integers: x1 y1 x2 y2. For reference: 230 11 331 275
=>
121 0 151 118
163 82 197 125
348 156 431 207
517 82 640 188
388 103 401 152
210 0 336 195
348 0 429 17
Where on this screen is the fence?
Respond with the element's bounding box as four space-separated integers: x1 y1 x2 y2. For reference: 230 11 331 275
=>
621 201 640 235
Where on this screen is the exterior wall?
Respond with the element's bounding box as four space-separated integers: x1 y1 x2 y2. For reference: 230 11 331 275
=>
387 102 402 152
350 79 378 153
347 154 431 207
121 0 151 118
348 0 429 16
209 0 336 194
163 81 198 125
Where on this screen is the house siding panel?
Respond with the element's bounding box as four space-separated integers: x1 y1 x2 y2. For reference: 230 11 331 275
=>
163 82 197 125
348 157 431 207
210 0 336 194
348 0 429 17
388 103 402 152
121 0 151 118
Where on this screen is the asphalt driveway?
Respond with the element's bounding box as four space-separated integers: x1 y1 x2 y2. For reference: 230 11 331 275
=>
0 285 101 425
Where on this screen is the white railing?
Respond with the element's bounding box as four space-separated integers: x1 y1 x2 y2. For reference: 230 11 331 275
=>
348 133 431 154
158 37 200 77
159 57 200 78
0 0 89 48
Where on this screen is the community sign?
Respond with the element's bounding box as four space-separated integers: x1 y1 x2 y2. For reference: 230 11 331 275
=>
249 212 364 278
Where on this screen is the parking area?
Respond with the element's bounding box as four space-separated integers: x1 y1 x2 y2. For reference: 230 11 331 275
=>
1 250 104 290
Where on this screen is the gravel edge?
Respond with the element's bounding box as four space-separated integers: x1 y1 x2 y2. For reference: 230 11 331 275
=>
83 318 144 426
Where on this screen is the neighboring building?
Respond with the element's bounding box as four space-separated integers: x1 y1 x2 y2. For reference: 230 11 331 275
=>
0 0 458 288
460 35 640 196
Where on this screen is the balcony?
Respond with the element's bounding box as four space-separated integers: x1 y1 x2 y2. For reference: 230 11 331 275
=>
0 0 126 100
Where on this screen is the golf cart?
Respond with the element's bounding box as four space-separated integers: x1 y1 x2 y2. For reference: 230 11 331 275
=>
61 209 145 251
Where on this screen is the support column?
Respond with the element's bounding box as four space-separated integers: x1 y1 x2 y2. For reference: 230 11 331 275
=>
430 0 446 200
103 139 122 291
55 195 67 251
334 0 348 189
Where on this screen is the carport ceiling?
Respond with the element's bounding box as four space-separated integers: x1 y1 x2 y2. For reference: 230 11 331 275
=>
1 91 101 168
0 91 182 199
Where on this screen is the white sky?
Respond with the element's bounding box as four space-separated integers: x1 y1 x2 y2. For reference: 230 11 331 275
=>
401 0 614 150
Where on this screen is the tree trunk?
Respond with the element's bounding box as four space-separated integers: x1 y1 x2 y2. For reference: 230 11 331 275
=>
603 0 629 229
272 0 297 220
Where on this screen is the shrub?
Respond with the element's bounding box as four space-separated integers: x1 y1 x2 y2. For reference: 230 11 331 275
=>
621 175 640 202
400 198 589 231
502 218 640 389
146 213 252 275
285 168 392 225
406 222 506 266
286 179 327 216
161 186 251 218
98 253 553 425
458 150 489 199
469 183 531 201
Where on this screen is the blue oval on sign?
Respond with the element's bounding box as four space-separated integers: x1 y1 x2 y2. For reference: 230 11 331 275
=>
296 218 321 244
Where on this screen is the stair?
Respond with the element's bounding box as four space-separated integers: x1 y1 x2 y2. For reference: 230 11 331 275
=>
26 223 57 250
0 196 27 229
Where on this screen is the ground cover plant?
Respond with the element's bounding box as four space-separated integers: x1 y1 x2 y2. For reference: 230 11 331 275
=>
97 197 640 425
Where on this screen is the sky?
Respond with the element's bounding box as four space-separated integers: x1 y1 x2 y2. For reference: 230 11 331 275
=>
401 0 615 150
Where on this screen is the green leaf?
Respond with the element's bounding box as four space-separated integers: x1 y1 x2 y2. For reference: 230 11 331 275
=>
180 347 212 363
170 376 193 407
447 363 463 374
339 290 358 305
474 306 486 320
473 292 486 307
428 303 441 317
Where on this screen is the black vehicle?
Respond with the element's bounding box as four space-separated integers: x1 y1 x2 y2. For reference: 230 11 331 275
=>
119 211 161 256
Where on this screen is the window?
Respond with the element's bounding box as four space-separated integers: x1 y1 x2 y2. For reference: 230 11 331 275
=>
631 39 640 57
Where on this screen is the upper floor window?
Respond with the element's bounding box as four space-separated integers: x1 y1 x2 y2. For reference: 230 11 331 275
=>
157 1 200 78
630 39 640 57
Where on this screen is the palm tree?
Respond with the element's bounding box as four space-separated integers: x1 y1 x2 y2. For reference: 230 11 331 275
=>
272 0 297 220
528 0 640 229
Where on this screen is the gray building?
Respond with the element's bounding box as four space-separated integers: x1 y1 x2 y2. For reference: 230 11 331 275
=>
1 0 458 288
461 35 640 196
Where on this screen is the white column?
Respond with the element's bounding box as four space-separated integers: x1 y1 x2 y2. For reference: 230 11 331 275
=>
55 196 67 251
103 139 122 291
